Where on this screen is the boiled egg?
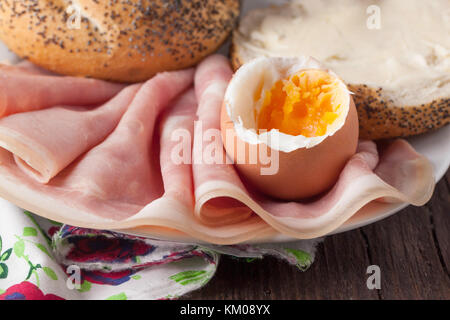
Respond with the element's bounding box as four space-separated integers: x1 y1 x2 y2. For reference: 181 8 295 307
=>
221 56 359 200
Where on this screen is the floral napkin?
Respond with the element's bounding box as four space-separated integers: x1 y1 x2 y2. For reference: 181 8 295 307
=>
0 198 320 300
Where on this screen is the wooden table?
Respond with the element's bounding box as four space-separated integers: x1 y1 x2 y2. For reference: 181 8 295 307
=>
188 170 449 300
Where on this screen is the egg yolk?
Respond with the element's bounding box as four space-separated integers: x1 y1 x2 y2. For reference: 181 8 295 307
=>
257 69 342 137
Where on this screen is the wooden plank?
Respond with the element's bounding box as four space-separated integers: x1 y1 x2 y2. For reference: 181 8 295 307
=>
428 172 450 274
299 231 380 299
188 227 378 299
186 170 449 299
346 178 450 299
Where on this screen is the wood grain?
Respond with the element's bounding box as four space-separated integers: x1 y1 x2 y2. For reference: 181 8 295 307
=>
187 170 450 300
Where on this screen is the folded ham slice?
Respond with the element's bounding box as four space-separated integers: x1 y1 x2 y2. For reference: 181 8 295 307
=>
0 84 141 183
190 55 435 240
51 68 195 220
193 55 255 226
0 63 124 117
1 61 56 76
0 57 436 244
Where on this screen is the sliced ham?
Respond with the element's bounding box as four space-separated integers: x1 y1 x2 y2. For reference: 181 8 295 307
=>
189 55 435 240
0 64 124 117
51 68 195 220
158 88 197 209
0 57 436 244
193 55 255 225
373 139 436 204
124 84 272 243
0 84 141 183
1 61 56 75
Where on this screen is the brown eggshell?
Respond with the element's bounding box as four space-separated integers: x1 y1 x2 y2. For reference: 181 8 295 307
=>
221 97 359 200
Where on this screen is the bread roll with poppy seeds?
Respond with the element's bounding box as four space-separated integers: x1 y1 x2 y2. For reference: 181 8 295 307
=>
0 0 240 82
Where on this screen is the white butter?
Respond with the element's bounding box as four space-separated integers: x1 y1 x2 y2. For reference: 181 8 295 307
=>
236 0 450 106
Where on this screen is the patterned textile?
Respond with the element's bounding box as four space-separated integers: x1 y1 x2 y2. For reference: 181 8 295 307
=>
0 199 320 300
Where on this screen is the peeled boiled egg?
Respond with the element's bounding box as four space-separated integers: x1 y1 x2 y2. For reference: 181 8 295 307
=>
221 56 359 200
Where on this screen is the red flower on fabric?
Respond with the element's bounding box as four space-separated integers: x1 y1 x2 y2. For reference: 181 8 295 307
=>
0 281 64 300
81 269 135 286
66 236 154 264
47 226 60 237
67 237 122 263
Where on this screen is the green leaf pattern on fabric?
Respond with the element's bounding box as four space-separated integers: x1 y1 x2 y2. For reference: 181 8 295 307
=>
22 211 53 248
106 292 127 300
169 270 210 286
0 235 13 280
42 266 58 280
3 229 58 287
0 209 317 299
78 281 92 293
23 227 38 237
0 263 8 279
34 243 52 258
13 239 25 258
285 248 312 271
0 248 12 261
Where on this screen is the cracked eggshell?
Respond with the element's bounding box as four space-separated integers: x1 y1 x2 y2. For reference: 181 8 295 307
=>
221 56 359 200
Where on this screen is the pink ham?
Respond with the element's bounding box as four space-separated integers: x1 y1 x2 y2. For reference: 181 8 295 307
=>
373 139 436 204
0 64 124 117
158 88 197 209
51 68 195 220
125 85 271 243
0 57 436 244
189 55 435 240
193 55 255 225
0 84 141 183
0 68 194 225
0 61 56 76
